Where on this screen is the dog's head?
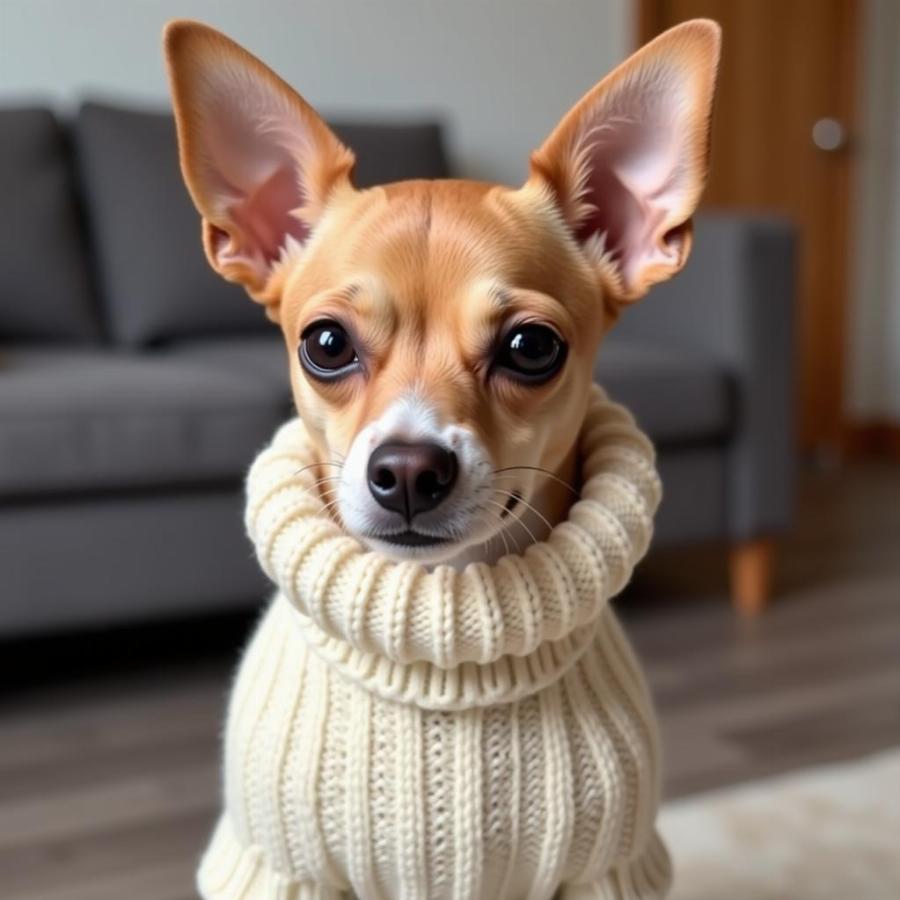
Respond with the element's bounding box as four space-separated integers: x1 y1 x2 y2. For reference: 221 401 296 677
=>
164 20 719 564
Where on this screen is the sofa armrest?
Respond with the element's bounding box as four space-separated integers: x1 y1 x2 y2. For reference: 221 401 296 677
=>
611 213 796 539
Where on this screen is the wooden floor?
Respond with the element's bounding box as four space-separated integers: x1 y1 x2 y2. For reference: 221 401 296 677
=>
2 461 899 900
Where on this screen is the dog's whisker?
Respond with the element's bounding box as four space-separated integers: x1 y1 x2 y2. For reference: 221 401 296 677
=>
293 461 344 477
486 499 539 549
293 480 340 511
492 488 555 535
496 518 513 558
486 505 524 555
479 508 513 558
493 466 578 495
294 478 340 502
320 498 344 520
308 474 341 490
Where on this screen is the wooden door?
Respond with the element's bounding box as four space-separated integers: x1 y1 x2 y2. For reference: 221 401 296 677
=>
639 0 860 453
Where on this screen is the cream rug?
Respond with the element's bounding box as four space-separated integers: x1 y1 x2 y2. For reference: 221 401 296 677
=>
659 750 900 900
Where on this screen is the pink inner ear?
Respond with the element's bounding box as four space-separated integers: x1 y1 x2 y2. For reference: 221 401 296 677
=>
574 163 641 260
188 73 322 279
573 110 678 283
227 165 310 265
557 54 706 294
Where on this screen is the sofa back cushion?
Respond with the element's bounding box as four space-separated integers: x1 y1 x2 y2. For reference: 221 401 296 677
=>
75 103 265 346
330 120 450 189
0 108 98 341
74 103 450 347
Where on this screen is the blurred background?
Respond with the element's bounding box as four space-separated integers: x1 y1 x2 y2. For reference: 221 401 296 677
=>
1 1 898 898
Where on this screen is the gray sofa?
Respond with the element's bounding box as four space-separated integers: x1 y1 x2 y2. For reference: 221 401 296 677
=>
0 103 794 637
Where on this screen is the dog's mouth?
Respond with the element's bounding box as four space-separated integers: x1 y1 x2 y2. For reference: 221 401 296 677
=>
359 488 525 557
367 530 452 548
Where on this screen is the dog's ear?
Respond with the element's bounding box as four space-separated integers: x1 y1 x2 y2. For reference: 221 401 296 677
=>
163 21 355 317
529 19 720 304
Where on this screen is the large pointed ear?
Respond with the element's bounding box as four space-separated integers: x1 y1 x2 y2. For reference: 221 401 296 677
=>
163 21 355 315
529 19 720 304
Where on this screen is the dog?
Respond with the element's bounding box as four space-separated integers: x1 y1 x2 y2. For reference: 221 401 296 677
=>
165 18 720 899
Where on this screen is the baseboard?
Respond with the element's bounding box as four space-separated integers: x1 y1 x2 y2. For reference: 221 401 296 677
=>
844 421 900 460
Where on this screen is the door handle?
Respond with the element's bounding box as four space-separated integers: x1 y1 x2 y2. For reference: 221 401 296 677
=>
812 118 848 152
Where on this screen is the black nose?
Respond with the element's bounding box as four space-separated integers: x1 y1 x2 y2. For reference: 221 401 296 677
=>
367 442 458 520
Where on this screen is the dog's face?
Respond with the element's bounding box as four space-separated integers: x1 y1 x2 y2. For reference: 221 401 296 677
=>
165 20 719 563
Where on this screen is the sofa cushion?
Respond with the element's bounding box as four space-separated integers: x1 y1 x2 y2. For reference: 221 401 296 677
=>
74 103 450 347
0 108 98 341
594 339 733 446
0 345 292 498
74 103 269 347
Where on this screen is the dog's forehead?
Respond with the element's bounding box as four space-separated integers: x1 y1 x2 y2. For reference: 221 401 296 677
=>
333 180 559 306
365 180 514 300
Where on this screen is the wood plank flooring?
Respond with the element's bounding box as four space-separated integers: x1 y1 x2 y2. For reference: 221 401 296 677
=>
1 461 899 899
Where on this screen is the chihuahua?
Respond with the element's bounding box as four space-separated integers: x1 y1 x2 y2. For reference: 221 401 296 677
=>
165 17 719 899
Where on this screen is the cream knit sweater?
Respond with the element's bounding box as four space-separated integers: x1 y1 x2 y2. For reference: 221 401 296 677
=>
198 387 672 900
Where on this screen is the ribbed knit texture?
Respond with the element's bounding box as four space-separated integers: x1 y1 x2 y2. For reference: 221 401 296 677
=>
199 386 672 900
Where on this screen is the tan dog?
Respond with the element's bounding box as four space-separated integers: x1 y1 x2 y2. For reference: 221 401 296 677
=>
165 18 719 899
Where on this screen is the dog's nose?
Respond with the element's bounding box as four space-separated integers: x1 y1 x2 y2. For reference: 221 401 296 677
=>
367 442 458 520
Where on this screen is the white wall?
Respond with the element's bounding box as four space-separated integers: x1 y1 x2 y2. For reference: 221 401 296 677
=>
0 0 631 186
848 0 900 422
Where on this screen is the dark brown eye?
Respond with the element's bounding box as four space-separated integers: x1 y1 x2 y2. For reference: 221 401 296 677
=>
299 321 358 379
495 324 567 383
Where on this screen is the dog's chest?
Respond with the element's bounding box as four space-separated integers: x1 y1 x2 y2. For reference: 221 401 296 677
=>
218 595 660 899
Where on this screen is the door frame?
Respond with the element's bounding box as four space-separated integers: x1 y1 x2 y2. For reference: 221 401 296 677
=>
635 0 861 455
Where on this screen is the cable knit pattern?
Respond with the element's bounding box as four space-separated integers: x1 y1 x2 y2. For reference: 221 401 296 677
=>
199 386 672 899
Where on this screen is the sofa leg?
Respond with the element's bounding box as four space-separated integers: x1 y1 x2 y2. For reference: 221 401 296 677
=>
729 538 776 615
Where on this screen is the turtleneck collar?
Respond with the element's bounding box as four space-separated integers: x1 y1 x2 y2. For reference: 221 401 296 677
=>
245 385 660 710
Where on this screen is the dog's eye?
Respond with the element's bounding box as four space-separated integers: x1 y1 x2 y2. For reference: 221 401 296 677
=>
495 324 567 383
299 321 359 379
